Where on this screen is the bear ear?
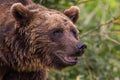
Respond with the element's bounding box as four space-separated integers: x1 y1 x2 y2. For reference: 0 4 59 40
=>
11 3 31 23
64 6 80 23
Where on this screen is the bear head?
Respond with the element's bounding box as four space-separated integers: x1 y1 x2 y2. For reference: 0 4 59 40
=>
9 3 86 71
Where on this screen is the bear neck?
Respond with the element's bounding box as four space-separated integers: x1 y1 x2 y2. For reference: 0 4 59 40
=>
0 67 47 80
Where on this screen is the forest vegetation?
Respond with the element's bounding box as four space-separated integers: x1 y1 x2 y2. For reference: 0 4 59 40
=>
34 0 120 80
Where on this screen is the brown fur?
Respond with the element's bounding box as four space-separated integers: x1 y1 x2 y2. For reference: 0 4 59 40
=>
0 0 86 80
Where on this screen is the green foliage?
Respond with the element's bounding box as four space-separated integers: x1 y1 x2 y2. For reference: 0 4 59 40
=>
34 0 120 80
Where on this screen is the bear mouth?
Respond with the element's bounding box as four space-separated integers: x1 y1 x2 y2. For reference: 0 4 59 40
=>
64 56 78 64
55 52 82 65
54 44 86 66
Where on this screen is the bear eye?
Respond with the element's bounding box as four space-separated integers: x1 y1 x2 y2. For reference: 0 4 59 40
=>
49 28 63 41
71 28 78 39
53 28 63 35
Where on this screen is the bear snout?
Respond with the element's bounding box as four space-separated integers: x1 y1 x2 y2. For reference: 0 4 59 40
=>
75 42 87 56
76 42 87 50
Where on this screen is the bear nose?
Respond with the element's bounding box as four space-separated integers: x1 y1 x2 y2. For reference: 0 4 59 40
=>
77 42 87 49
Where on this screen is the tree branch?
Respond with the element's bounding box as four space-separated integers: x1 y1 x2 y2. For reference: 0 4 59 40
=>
80 14 120 38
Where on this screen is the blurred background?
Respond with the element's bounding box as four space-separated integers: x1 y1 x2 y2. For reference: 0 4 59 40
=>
33 0 120 80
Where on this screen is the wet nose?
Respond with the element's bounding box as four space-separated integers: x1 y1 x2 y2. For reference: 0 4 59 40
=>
77 42 87 49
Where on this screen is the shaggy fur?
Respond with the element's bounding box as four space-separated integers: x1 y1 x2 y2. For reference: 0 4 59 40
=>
0 0 86 80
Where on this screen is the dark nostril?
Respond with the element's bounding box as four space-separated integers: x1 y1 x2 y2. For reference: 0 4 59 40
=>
77 42 87 49
81 44 87 49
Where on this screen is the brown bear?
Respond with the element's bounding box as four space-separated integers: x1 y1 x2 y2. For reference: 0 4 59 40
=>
0 0 86 80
